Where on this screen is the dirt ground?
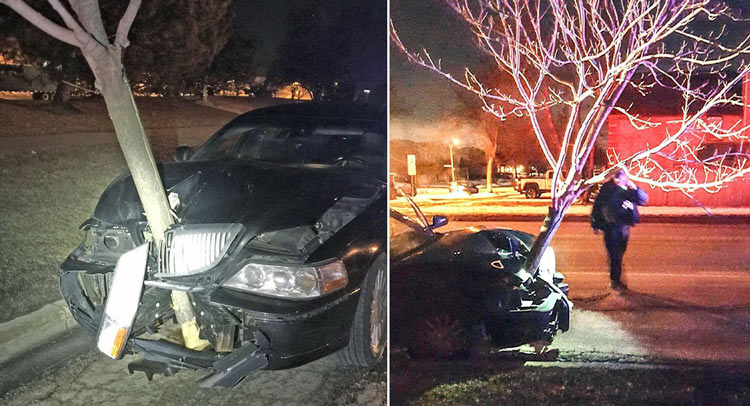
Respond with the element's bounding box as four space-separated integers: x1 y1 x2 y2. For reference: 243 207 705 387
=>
1 339 386 406
391 352 750 406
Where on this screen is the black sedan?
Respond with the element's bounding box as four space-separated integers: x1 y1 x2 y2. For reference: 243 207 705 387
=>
390 198 571 358
59 102 387 387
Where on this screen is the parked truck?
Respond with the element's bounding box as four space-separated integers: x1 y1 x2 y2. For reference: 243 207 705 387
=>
0 64 57 100
514 170 554 198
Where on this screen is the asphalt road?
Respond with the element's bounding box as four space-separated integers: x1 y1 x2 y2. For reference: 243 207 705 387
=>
0 329 386 406
447 221 750 364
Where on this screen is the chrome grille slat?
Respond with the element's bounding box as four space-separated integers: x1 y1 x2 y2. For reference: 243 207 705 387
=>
158 224 243 276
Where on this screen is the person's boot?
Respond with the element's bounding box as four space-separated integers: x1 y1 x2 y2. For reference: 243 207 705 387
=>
610 280 628 292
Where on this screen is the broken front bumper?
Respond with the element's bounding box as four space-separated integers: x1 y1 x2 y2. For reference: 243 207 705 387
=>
59 248 362 388
484 279 572 347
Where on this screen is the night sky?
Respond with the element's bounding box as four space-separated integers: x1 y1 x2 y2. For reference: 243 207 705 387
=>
233 0 387 85
391 0 750 132
390 0 483 122
232 1 291 75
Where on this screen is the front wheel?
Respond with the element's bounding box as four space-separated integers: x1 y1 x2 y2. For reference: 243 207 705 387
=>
524 185 539 199
408 313 467 359
337 254 387 367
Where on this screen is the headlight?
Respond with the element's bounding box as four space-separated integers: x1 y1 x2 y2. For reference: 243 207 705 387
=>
537 246 556 283
222 260 348 299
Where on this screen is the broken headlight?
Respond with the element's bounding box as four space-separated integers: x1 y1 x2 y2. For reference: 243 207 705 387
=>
222 260 348 299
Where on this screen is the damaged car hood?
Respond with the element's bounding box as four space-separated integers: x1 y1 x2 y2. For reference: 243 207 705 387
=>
92 159 384 241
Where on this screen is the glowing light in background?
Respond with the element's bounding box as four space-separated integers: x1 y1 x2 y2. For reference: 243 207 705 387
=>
273 82 313 100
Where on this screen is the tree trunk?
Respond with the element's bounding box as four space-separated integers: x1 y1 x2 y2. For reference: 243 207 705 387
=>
1 0 206 352
53 80 71 104
523 197 574 275
96 62 173 242
486 156 493 193
94 59 207 349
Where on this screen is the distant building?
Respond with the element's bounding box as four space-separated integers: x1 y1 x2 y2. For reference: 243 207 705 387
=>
607 74 750 207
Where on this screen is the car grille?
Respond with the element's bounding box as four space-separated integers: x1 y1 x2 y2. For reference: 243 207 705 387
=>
159 223 243 276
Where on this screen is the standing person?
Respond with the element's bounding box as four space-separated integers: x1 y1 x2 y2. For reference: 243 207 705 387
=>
591 168 648 291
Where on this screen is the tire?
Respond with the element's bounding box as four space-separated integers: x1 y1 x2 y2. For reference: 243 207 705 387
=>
408 313 467 359
337 254 386 367
41 92 52 101
524 184 539 199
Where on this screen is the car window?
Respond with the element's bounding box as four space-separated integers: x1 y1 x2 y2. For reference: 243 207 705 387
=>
195 126 246 159
192 117 385 169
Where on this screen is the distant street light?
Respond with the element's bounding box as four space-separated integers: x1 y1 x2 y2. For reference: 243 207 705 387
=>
449 138 460 191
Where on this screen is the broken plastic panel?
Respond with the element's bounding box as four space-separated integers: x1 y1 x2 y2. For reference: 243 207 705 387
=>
96 243 149 359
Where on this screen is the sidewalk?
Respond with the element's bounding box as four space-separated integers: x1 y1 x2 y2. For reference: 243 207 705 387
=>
390 193 750 223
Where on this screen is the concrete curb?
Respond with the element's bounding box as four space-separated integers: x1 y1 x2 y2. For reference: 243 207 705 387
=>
0 300 76 364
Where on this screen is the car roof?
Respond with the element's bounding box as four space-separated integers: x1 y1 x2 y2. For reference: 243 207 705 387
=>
235 101 385 123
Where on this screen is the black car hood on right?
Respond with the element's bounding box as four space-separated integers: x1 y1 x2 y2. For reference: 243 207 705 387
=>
92 159 384 243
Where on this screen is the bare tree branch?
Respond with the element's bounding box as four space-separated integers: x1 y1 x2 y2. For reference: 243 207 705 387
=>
115 0 141 51
47 0 85 34
1 0 79 47
392 0 750 272
68 0 109 46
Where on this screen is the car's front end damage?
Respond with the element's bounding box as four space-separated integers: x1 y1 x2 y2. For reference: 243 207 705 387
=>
60 151 386 387
389 204 572 358
473 228 572 349
482 247 572 349
60 176 385 386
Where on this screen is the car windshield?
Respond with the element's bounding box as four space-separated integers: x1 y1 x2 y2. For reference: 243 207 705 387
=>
390 194 445 256
192 116 385 170
390 210 436 259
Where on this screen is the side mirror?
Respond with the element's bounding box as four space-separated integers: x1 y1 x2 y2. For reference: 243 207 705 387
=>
431 215 448 230
174 146 193 162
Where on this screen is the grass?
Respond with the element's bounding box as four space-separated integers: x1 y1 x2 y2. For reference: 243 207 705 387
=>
0 97 238 138
0 146 127 322
391 356 750 406
0 97 241 322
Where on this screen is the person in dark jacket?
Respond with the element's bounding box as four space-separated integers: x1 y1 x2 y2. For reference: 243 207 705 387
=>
591 168 648 291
